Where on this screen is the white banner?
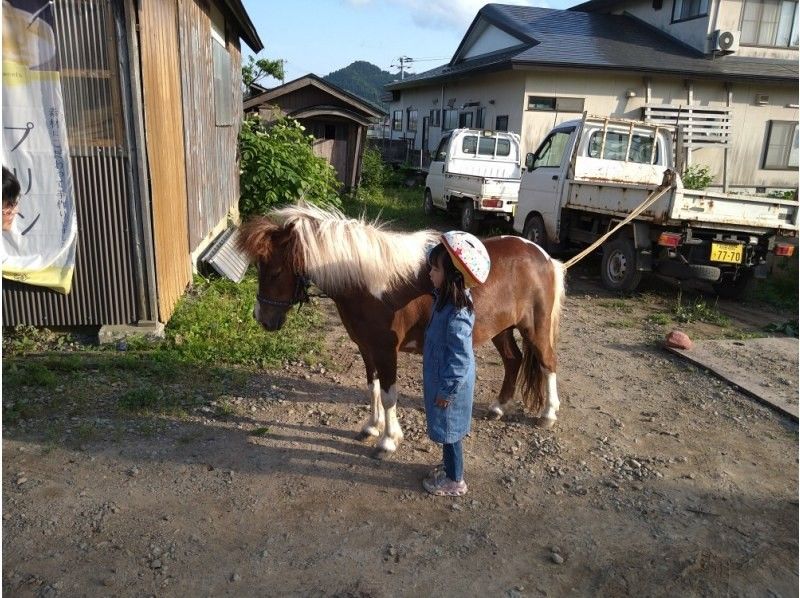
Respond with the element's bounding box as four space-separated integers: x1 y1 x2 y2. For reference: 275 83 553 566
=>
2 0 77 294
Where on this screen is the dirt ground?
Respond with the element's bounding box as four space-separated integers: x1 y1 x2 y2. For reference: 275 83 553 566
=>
3 272 798 598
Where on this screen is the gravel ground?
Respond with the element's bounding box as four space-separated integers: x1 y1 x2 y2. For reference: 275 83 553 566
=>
3 276 798 597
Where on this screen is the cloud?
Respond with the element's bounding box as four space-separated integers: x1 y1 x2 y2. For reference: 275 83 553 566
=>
392 0 547 31
343 0 373 5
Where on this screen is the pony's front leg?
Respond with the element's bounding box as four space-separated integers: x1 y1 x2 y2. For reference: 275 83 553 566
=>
356 378 385 440
373 383 404 459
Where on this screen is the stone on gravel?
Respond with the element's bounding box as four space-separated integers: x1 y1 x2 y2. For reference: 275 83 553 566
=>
551 552 565 564
665 330 693 350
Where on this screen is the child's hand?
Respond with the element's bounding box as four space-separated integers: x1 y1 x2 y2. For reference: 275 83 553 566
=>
435 397 450 408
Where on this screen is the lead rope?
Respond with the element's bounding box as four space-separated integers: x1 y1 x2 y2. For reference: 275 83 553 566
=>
562 169 678 270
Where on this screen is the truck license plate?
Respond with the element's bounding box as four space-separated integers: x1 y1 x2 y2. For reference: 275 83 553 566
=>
710 243 743 264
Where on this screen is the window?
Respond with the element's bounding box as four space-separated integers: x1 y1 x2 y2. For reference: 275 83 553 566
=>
407 109 418 132
763 121 799 169
495 115 509 131
429 109 441 127
434 135 451 161
324 124 336 140
210 4 233 126
476 107 486 129
53 0 124 148
443 109 459 131
741 0 799 47
588 131 659 164
462 135 478 155
477 136 512 157
527 96 586 112
459 112 473 128
392 110 402 131
533 130 572 168
672 0 709 21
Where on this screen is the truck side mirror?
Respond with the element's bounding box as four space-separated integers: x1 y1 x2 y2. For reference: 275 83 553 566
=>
525 152 536 172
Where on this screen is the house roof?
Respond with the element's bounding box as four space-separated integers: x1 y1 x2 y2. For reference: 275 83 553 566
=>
219 0 263 53
386 3 798 90
243 74 386 118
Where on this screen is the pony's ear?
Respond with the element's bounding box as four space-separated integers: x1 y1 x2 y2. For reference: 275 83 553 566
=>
237 216 279 261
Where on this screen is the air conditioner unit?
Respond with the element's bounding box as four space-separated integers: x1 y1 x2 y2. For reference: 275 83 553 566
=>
713 29 740 53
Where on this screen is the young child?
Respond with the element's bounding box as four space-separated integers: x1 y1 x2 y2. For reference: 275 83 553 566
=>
422 231 490 497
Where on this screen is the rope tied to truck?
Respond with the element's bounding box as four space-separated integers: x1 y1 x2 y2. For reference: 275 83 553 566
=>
561 169 678 270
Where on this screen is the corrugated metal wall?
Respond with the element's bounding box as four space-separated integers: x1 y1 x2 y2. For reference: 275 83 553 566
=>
178 0 242 251
138 0 191 322
2 0 139 327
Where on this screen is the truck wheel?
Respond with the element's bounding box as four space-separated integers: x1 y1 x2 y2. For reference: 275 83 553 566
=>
523 214 547 251
423 189 435 217
714 271 752 299
460 202 478 233
689 264 721 282
601 238 642 292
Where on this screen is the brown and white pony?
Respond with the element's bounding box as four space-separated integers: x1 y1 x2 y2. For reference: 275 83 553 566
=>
238 203 565 458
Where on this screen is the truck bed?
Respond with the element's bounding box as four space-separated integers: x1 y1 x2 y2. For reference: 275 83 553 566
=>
567 156 799 233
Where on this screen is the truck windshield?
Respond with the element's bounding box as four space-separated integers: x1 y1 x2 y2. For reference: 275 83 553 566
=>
588 131 659 164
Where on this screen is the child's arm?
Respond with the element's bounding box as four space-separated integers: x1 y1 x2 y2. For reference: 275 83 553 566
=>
435 310 474 407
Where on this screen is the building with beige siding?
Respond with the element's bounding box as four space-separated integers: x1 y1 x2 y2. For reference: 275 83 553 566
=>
385 2 798 193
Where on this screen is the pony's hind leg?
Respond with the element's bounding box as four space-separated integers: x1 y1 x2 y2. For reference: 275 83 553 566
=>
538 367 560 428
356 358 385 441
488 328 523 419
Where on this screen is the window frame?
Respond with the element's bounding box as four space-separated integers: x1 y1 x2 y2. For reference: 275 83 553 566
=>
531 128 574 169
527 96 586 113
406 108 418 132
739 0 799 48
762 120 799 170
458 111 474 128
392 110 403 131
429 109 441 127
434 134 451 162
476 107 486 129
442 109 459 131
671 0 710 23
495 115 509 132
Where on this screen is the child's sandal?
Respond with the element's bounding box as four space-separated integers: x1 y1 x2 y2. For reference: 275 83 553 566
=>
422 473 468 497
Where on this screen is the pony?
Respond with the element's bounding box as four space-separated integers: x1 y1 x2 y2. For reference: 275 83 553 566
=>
238 203 565 459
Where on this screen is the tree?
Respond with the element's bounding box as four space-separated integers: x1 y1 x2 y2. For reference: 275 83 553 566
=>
242 55 285 97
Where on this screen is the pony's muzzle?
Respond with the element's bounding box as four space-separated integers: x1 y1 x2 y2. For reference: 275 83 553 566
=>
253 303 287 331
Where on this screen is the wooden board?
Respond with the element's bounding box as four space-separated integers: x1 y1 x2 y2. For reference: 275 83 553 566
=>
666 337 798 420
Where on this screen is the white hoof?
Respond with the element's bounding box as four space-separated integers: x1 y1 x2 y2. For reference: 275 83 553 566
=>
488 403 504 419
536 416 557 429
376 435 398 453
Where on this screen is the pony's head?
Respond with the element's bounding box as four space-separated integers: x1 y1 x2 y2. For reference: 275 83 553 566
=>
237 216 305 331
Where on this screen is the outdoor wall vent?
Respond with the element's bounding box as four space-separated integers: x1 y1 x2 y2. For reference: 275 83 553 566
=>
755 94 770 106
713 29 740 53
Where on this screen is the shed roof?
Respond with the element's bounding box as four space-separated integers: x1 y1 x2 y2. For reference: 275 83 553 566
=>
386 3 798 90
244 74 386 118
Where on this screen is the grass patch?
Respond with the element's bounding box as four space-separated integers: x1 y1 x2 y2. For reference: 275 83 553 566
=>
597 299 633 313
3 361 58 389
672 294 729 326
214 399 236 418
342 186 446 230
250 427 271 437
749 258 799 312
605 319 636 329
118 386 164 413
165 273 324 368
647 313 672 326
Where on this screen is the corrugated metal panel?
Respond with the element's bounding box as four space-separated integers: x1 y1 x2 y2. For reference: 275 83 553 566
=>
139 0 191 322
200 227 248 282
178 0 241 251
2 0 139 327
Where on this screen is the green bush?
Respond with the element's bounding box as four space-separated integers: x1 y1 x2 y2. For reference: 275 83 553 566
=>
359 146 388 190
238 116 341 218
682 164 713 190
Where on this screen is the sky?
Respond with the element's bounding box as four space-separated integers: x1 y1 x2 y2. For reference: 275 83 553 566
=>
240 0 579 84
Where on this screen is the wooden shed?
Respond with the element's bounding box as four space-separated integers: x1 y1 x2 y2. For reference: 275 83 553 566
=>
243 75 385 190
2 0 263 329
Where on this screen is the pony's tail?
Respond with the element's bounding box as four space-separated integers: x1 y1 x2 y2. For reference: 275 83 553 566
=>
518 259 566 415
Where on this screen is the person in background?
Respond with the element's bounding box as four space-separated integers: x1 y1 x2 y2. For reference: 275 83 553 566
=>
3 166 21 232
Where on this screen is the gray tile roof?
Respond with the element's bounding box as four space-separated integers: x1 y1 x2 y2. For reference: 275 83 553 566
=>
387 4 798 90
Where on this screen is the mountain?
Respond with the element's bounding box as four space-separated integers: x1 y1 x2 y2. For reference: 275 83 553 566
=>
323 61 396 111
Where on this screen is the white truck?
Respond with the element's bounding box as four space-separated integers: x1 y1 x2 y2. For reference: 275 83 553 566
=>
424 128 521 233
514 115 798 296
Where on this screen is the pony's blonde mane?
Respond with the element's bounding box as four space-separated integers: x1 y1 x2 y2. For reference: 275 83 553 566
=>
269 202 439 298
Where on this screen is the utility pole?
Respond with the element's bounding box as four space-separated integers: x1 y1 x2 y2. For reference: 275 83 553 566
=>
391 56 414 80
